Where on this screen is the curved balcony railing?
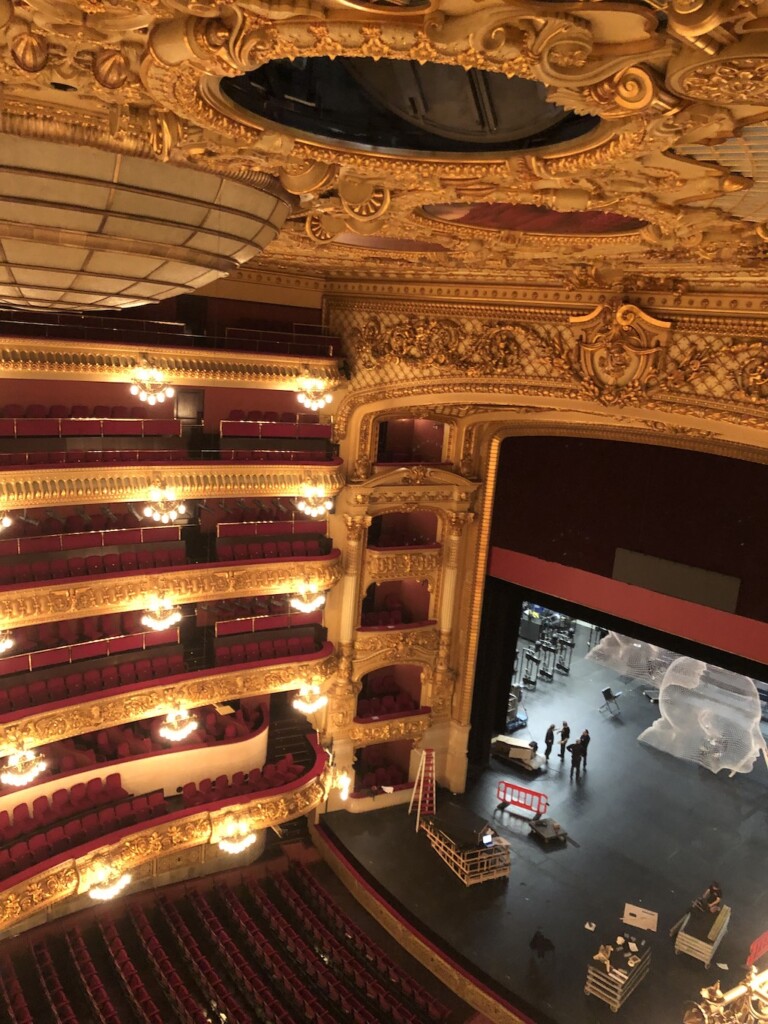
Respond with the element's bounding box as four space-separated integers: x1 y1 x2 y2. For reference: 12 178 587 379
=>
0 738 331 933
0 551 343 630
0 642 336 750
0 460 346 511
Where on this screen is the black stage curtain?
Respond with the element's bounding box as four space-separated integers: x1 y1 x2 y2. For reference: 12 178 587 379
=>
468 577 522 767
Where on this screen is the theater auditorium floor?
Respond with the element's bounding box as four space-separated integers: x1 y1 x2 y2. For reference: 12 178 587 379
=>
324 637 768 1024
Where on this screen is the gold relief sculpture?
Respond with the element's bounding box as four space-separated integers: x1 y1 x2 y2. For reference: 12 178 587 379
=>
567 300 672 404
348 713 430 746
0 651 338 755
0 765 333 932
354 625 439 674
0 463 346 512
732 343 768 402
0 557 342 629
354 315 540 376
366 548 443 584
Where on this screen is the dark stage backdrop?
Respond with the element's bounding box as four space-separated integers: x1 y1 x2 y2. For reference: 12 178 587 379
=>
492 436 768 623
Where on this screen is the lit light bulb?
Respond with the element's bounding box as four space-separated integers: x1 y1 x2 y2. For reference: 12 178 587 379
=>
0 748 47 787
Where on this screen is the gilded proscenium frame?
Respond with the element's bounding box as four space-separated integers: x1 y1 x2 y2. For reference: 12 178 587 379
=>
0 556 343 630
0 764 333 934
0 649 338 756
0 462 346 511
0 337 342 389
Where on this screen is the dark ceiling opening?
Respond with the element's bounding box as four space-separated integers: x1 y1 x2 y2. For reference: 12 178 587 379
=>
221 57 599 154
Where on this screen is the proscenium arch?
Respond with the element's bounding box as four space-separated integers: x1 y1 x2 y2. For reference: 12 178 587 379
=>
455 422 768 727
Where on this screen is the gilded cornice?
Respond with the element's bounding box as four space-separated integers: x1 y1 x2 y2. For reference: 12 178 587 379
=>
0 648 338 756
0 338 341 388
0 556 343 629
0 760 332 933
0 462 346 511
347 712 431 747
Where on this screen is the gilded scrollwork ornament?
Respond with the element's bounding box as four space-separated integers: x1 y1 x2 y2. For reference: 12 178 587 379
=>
567 299 672 404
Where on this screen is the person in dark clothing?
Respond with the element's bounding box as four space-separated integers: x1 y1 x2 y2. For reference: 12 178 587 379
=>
567 739 583 779
558 721 570 759
544 724 556 760
580 728 591 768
529 929 555 959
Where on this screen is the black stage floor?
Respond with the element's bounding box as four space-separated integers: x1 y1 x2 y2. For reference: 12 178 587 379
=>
324 624 768 1024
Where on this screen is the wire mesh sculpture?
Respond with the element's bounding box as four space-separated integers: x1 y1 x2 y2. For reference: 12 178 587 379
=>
586 631 675 683
638 657 768 777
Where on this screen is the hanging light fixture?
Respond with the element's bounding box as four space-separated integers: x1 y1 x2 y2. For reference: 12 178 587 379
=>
141 483 186 524
289 583 326 614
292 678 328 715
296 377 334 412
217 815 258 855
129 367 174 405
159 707 197 743
0 512 11 532
0 629 14 654
88 861 132 901
295 485 333 519
0 747 47 787
141 595 182 632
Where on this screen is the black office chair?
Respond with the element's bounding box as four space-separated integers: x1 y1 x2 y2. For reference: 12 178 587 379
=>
599 686 622 715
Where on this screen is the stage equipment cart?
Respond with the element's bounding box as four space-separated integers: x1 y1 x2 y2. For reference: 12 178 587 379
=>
674 905 731 968
585 940 651 1012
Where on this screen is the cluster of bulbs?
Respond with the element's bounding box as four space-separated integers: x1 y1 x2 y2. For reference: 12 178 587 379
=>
0 629 14 655
292 679 328 715
89 867 132 901
296 487 333 519
218 816 258 856
289 583 326 614
0 748 47 787
141 596 182 632
297 379 333 412
0 512 11 532
159 708 197 743
129 367 174 405
142 485 186 524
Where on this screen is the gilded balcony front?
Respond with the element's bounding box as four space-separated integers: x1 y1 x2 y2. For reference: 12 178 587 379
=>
365 545 442 586
0 461 346 511
0 555 343 629
0 749 332 934
0 646 338 755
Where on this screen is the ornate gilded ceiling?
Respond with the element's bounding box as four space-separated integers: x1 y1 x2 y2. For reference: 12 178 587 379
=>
1 0 768 291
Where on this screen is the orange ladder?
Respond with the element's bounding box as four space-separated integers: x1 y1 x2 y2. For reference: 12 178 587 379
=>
409 748 436 832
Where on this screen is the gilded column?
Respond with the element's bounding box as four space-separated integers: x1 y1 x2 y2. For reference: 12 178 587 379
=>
424 511 473 792
320 514 371 808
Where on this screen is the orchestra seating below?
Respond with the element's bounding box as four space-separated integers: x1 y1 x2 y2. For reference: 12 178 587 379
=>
1 865 452 1024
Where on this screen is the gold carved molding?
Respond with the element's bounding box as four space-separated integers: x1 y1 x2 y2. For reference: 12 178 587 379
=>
365 547 443 586
0 337 341 389
347 712 431 747
354 624 439 677
0 650 338 756
0 556 343 629
0 764 332 934
0 462 346 512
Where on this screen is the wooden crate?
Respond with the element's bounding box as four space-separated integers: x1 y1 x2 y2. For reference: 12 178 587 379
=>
585 944 651 1012
675 905 730 968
